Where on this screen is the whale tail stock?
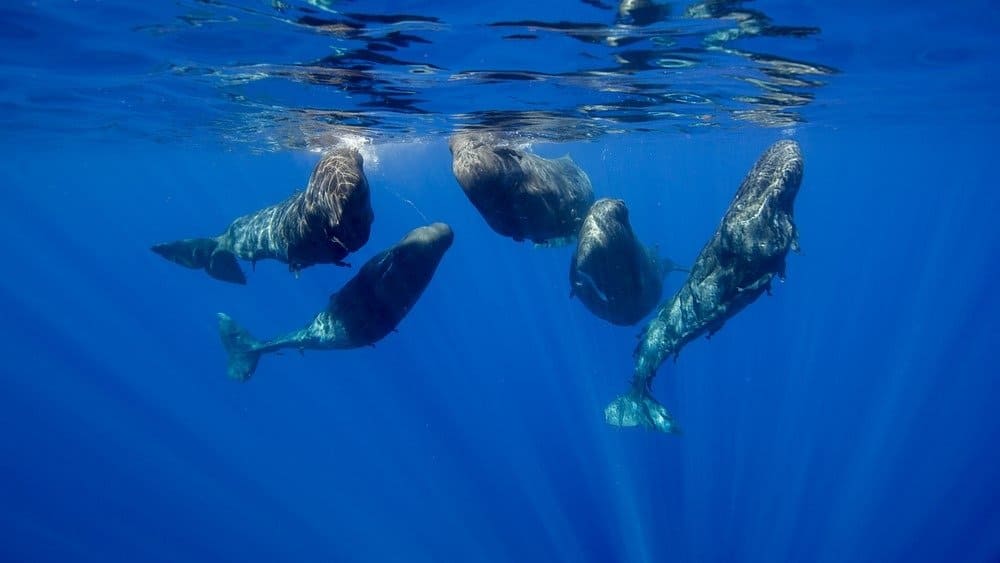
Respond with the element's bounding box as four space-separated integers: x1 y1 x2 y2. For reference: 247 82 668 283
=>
604 387 680 434
151 238 246 285
217 313 263 381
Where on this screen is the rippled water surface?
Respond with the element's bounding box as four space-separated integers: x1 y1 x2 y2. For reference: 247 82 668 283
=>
2 0 854 146
6 1 996 147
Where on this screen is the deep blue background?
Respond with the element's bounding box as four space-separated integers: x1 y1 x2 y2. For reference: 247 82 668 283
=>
3 124 998 562
2 1 1000 562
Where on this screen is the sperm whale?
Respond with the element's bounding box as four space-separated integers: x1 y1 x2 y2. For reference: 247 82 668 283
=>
217 223 454 381
605 140 804 433
570 198 684 326
152 147 374 284
449 131 594 245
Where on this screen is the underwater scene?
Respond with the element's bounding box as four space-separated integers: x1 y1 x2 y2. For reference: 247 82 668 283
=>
1 1 998 561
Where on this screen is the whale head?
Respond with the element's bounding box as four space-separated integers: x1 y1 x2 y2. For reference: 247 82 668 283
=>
591 198 629 224
328 223 454 343
373 222 453 304
293 147 375 266
398 222 454 258
722 139 803 262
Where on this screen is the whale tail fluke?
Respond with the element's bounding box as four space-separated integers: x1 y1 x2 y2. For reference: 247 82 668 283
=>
604 388 680 434
659 256 689 276
533 235 576 248
217 313 262 381
647 244 688 279
151 238 246 285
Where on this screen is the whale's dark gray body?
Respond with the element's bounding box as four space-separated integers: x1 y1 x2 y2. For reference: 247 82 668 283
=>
218 223 454 381
570 198 680 326
449 131 594 245
151 148 374 284
605 140 804 433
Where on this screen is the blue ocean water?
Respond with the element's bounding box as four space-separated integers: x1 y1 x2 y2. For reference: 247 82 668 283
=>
2 1 999 561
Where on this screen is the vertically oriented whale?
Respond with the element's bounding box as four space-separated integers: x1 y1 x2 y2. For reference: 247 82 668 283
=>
605 140 804 433
151 148 374 284
217 223 454 381
449 131 595 245
570 198 683 326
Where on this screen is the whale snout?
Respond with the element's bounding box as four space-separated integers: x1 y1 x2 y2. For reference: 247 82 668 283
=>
424 222 453 241
591 198 629 222
764 140 804 203
426 222 454 252
403 222 454 253
448 131 496 155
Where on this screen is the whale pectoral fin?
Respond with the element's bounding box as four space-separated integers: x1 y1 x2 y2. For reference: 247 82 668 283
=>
206 250 246 285
604 388 679 434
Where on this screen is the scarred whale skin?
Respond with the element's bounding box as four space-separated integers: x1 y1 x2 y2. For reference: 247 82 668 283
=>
151 148 374 284
570 198 681 326
217 223 454 381
449 131 595 244
605 140 804 433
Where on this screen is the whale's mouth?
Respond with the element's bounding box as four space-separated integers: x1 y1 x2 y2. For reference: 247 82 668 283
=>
574 270 610 304
329 236 349 253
